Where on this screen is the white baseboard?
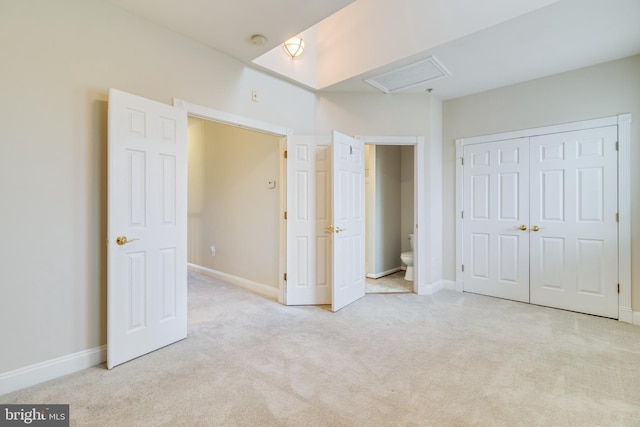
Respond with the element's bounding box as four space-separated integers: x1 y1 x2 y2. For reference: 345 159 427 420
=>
0 345 106 396
453 286 639 326
632 310 640 326
417 281 442 295
188 263 279 300
441 280 456 291
366 267 404 279
614 309 640 326
417 279 455 295
619 308 633 324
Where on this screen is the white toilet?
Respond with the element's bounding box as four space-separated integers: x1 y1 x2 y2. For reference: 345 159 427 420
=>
400 234 414 281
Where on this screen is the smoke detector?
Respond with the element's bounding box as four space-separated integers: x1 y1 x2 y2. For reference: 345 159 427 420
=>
250 34 268 46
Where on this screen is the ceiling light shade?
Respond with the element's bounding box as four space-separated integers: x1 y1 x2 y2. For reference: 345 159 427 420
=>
283 37 304 58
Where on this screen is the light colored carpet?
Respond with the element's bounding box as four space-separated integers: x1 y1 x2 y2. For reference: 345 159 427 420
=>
366 271 413 293
2 271 640 426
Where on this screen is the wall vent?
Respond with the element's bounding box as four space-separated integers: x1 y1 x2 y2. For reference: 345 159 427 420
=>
364 56 450 94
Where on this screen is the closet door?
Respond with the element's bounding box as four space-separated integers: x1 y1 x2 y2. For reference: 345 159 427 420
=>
529 126 618 318
463 139 530 302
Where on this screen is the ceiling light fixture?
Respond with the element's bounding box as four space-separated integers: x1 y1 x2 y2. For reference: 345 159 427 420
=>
283 37 304 59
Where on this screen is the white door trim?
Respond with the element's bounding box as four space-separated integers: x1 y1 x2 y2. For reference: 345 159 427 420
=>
172 99 290 304
355 136 427 294
455 114 632 322
174 100 289 137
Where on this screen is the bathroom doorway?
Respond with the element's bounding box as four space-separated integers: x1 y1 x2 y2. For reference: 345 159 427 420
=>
364 143 415 294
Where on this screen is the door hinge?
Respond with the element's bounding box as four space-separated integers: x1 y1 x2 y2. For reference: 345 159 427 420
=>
284 211 287 220
616 141 619 151
461 211 464 219
284 273 287 281
618 283 620 293
461 264 465 272
461 157 464 166
284 150 288 159
616 212 619 222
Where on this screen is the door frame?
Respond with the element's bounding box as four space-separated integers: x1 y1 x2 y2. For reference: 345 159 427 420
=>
455 114 632 322
356 136 426 294
173 99 290 303
172 100 437 301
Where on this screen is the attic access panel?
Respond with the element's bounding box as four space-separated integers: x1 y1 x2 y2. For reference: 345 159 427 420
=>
364 56 450 94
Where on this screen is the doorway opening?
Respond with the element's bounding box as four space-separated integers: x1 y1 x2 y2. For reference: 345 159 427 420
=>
176 98 428 310
364 144 415 294
184 113 287 301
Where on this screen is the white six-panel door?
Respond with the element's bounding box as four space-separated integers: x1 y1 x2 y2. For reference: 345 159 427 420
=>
331 132 365 312
462 126 618 318
529 126 618 318
286 136 332 305
285 132 365 311
107 89 187 368
463 139 530 302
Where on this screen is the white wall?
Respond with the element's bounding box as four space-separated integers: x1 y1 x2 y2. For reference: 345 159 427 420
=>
375 145 402 273
188 118 280 288
315 92 432 136
442 55 640 309
0 0 313 376
0 0 440 383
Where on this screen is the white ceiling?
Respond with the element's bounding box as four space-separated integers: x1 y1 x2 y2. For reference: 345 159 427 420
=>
105 0 355 62
106 0 640 100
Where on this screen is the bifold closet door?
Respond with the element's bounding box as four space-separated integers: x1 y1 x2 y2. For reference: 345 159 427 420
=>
462 139 530 303
529 126 618 318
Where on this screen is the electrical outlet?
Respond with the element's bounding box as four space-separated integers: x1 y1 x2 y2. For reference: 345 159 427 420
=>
252 90 258 102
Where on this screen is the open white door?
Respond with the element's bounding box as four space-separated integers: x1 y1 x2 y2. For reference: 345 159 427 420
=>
331 131 365 312
107 89 187 369
285 132 365 310
285 135 332 305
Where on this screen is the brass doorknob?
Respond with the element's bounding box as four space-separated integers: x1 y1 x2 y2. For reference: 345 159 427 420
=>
335 227 346 233
325 225 334 233
531 225 540 232
116 236 140 246
519 224 527 231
